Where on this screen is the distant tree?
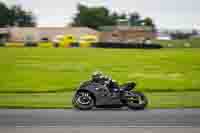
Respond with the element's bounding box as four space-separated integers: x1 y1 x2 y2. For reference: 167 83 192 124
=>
110 12 120 25
9 5 36 27
71 4 156 30
143 17 155 28
72 4 116 29
119 13 127 19
129 12 141 26
0 2 36 27
0 2 10 27
191 29 198 36
170 31 192 40
129 13 155 29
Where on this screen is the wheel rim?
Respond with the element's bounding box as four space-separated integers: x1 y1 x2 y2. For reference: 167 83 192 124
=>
128 94 144 105
76 92 92 105
77 96 91 105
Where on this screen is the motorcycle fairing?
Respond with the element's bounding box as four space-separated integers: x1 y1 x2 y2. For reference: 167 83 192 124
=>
78 82 122 106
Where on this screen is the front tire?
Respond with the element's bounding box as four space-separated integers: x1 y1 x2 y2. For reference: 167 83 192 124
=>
72 91 94 110
127 92 148 110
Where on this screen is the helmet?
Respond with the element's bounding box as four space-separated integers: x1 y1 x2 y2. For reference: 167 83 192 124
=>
104 76 109 80
92 71 103 80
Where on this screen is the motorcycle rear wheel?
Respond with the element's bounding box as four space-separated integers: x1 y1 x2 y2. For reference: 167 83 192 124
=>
127 91 148 110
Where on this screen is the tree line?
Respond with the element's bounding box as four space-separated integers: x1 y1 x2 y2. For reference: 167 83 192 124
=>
0 2 36 27
170 30 199 39
0 2 155 30
71 4 155 30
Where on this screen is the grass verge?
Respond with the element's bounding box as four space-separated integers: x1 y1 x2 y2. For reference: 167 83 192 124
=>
0 91 200 109
1 48 200 93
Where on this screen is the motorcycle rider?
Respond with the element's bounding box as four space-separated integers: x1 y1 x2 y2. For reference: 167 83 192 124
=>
73 72 147 110
91 72 119 93
91 71 103 82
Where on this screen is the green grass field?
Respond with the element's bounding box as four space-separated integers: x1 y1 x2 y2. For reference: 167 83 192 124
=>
1 48 200 92
0 47 200 108
1 92 200 108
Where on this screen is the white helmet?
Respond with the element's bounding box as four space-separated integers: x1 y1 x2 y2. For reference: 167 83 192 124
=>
92 71 103 79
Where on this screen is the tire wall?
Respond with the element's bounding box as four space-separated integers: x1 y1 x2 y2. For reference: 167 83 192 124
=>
92 42 163 49
0 42 162 49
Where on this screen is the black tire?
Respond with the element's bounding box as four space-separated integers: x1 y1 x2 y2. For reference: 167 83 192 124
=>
72 91 94 110
127 91 148 110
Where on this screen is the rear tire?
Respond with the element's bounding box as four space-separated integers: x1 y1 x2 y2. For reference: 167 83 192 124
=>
127 92 148 110
72 91 94 110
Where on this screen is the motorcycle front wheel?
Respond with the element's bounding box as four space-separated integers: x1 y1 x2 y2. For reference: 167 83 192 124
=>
127 91 148 110
72 91 94 110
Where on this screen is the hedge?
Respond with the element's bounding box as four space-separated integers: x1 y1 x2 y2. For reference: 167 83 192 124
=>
0 43 5 47
24 42 38 47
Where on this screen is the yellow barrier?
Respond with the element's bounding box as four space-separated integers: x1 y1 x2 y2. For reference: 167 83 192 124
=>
59 41 71 48
79 35 98 48
54 35 77 48
38 42 54 48
4 34 98 48
6 43 25 47
79 41 91 48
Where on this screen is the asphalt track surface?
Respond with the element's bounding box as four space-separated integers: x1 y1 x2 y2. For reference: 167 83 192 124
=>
0 109 200 127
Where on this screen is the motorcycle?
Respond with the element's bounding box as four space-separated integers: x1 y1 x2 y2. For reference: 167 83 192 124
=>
72 72 148 110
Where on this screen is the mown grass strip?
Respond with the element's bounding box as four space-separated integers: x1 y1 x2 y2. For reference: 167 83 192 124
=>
1 48 200 93
0 88 200 94
0 92 200 109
